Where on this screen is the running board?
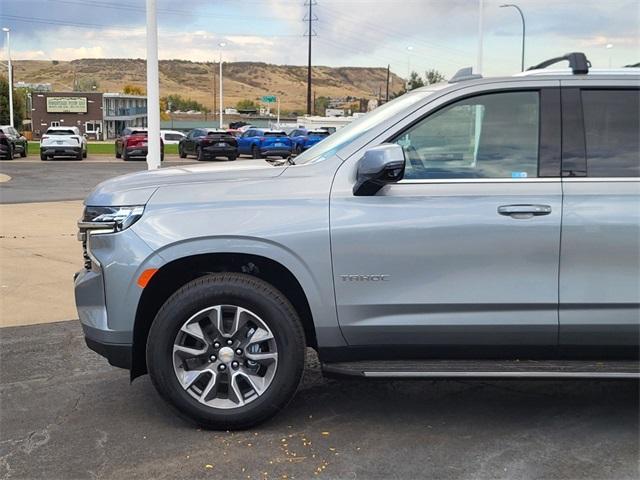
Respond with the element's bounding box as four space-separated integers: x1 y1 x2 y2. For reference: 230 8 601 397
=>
322 359 640 379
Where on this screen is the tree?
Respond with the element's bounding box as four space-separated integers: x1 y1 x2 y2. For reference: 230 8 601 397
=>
425 69 446 85
163 94 209 113
123 84 145 95
0 76 26 127
236 99 258 111
407 71 424 90
74 77 99 92
314 96 330 115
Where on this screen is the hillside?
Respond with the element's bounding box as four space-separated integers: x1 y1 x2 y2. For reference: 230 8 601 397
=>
13 59 406 112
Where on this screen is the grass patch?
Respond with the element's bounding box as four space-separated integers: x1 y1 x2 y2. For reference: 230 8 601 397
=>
27 142 178 156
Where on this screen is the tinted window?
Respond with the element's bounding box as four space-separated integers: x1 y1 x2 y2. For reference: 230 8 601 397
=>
395 91 540 179
582 89 640 177
264 132 286 137
165 133 183 141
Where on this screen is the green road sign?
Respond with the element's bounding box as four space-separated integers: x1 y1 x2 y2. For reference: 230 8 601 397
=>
261 95 276 103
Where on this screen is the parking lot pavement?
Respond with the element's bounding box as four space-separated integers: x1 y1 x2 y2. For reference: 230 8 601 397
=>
0 156 256 204
0 320 638 480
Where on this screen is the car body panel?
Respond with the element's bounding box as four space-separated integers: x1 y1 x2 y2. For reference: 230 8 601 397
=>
237 129 293 157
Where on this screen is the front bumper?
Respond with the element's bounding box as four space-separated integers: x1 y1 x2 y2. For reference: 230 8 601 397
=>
74 227 159 370
41 146 81 156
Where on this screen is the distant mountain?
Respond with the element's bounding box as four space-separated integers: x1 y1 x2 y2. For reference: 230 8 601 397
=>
13 59 406 112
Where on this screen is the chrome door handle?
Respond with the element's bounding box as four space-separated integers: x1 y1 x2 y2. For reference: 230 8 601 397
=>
498 204 552 218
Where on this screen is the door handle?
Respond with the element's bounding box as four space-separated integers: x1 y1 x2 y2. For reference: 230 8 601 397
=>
498 204 552 218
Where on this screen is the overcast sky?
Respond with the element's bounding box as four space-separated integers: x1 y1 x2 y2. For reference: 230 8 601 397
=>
1 0 638 78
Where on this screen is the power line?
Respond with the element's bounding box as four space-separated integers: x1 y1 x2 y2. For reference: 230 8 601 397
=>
304 0 317 115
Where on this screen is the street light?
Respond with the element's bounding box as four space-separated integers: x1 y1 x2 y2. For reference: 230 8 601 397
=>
218 42 226 129
2 27 13 127
406 46 414 88
500 4 525 72
606 43 613 68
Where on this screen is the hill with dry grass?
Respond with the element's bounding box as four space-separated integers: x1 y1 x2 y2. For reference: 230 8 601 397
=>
13 59 406 112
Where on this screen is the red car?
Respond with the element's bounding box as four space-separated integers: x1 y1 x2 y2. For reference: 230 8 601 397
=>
115 128 164 161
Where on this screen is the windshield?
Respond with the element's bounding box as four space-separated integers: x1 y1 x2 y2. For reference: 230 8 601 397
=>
293 89 436 165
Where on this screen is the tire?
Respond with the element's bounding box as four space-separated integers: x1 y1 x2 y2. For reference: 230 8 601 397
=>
146 273 306 430
20 143 27 158
82 148 87 159
6 145 13 160
76 150 83 160
196 146 205 161
122 149 129 161
251 145 262 159
295 145 303 155
40 152 47 161
161 151 165 162
115 145 121 159
179 145 187 159
227 155 237 161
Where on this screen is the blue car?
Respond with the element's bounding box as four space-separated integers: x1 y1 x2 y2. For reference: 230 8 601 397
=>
289 128 330 155
237 129 293 159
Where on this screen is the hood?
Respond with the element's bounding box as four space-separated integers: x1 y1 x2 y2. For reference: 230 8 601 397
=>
85 160 288 206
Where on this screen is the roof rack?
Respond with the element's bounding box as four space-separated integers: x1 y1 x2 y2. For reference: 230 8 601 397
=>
449 67 483 83
528 52 591 74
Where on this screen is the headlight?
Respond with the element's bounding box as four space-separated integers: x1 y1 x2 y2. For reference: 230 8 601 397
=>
78 205 145 238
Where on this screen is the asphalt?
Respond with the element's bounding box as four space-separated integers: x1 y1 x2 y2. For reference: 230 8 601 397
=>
0 320 638 480
0 156 256 204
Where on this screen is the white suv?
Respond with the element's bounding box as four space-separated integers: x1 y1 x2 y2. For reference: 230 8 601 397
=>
40 126 88 160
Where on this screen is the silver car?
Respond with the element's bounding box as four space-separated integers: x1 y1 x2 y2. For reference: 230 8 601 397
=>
75 53 640 429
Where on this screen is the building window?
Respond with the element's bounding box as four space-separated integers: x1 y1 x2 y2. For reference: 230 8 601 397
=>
50 121 60 127
85 122 96 132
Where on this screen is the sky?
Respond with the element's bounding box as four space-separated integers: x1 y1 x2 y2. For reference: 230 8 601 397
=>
0 0 638 78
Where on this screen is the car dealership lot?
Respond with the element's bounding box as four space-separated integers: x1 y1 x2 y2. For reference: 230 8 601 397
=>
0 158 638 479
1 321 638 480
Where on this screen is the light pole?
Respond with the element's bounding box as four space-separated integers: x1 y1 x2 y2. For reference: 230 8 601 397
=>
219 42 226 129
406 46 414 88
500 3 525 72
145 0 161 170
606 43 613 68
3 27 13 127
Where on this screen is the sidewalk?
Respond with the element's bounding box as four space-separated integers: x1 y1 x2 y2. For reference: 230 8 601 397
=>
0 200 82 327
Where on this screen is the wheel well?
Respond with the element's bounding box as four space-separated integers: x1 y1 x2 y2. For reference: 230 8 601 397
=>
131 253 317 380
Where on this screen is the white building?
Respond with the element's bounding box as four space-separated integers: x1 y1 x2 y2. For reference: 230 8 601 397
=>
102 93 148 139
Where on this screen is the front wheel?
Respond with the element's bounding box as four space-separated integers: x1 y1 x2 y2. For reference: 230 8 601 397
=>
146 273 306 430
196 146 205 161
227 154 237 161
179 145 187 159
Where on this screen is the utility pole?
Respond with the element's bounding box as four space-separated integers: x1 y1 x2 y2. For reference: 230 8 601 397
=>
304 1 317 115
385 64 390 102
219 42 226 129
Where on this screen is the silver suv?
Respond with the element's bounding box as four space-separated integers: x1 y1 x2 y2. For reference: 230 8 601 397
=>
75 53 640 429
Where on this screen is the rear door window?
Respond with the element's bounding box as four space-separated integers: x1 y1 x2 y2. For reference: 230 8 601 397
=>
581 89 640 177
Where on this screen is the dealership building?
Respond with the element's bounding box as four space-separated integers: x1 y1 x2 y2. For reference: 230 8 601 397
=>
30 92 148 140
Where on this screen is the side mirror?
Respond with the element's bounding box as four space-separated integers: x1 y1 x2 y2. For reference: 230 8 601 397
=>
353 144 405 196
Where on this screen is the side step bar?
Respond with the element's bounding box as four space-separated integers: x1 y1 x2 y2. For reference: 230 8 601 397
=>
322 359 640 379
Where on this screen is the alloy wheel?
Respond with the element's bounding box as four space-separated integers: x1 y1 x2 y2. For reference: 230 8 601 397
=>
172 305 278 409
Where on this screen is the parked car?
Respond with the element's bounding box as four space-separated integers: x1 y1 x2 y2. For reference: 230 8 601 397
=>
237 129 292 159
39 126 87 160
226 129 242 138
115 128 164 161
0 125 27 159
160 130 186 145
289 128 330 155
178 128 238 161
75 53 639 430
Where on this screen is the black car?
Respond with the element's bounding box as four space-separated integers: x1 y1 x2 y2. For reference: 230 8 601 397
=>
0 125 28 159
179 128 238 161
